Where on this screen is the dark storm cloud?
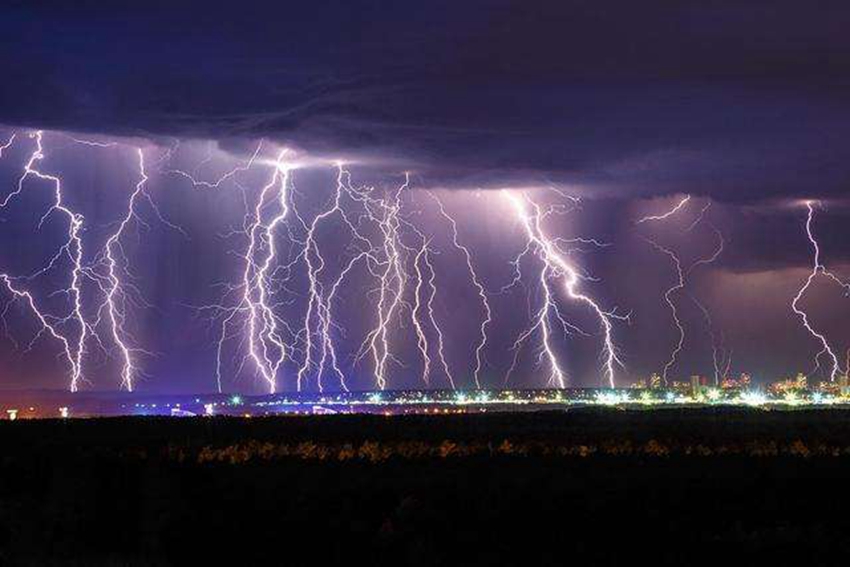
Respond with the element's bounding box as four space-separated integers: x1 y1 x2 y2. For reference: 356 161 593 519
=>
2 0 850 202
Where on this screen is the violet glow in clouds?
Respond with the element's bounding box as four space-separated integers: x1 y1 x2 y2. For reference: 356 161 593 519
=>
0 131 630 392
0 130 848 394
2 1 850 393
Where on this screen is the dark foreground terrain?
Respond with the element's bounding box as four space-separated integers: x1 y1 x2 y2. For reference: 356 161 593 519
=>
2 408 850 565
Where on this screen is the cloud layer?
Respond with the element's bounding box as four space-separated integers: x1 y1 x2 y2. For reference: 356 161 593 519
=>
2 1 849 201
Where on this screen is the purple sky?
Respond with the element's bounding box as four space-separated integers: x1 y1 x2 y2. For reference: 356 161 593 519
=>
1 1 849 392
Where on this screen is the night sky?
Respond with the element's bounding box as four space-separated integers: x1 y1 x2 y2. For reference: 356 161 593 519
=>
1 1 849 393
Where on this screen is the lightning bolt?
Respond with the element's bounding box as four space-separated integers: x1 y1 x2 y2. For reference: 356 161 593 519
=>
0 274 79 377
423 250 455 388
685 223 726 386
410 234 454 388
358 175 410 390
91 148 156 392
200 148 295 393
203 158 461 393
0 132 15 158
503 190 627 388
0 131 89 391
167 141 264 189
82 143 184 392
187 142 315 394
691 294 731 385
636 195 691 224
317 249 376 392
239 150 293 393
411 241 433 385
62 135 118 149
296 164 382 392
639 194 726 385
337 172 460 390
429 193 491 389
2 133 184 392
644 238 686 385
791 200 849 381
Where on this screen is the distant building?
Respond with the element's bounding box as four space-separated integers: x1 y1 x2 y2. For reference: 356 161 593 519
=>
840 374 850 397
769 373 808 395
649 374 663 389
690 375 710 397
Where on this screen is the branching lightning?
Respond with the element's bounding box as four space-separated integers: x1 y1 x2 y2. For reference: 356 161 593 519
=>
791 200 850 381
234 150 293 393
91 149 154 392
197 154 471 393
296 165 385 392
641 196 726 384
503 190 627 388
0 132 183 391
167 142 265 189
644 238 686 384
0 131 88 391
357 175 411 390
429 192 491 389
10 129 850 396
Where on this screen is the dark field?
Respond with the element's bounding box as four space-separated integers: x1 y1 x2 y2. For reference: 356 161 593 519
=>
2 409 850 566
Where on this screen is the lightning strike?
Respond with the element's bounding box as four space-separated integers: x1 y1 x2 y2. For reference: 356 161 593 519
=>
692 294 732 385
240 150 293 393
429 193 492 389
791 200 849 381
645 237 725 384
0 132 15 158
96 149 150 392
168 142 264 189
421 245 455 387
296 165 379 392
640 195 726 385
411 242 433 385
504 190 627 388
636 195 691 224
0 132 88 391
643 237 703 385
685 225 727 385
360 175 410 390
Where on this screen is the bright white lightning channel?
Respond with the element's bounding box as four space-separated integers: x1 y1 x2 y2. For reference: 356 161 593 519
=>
429 192 492 389
1 132 182 392
640 196 726 385
238 150 293 393
504 190 627 388
791 200 850 381
0 131 88 391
